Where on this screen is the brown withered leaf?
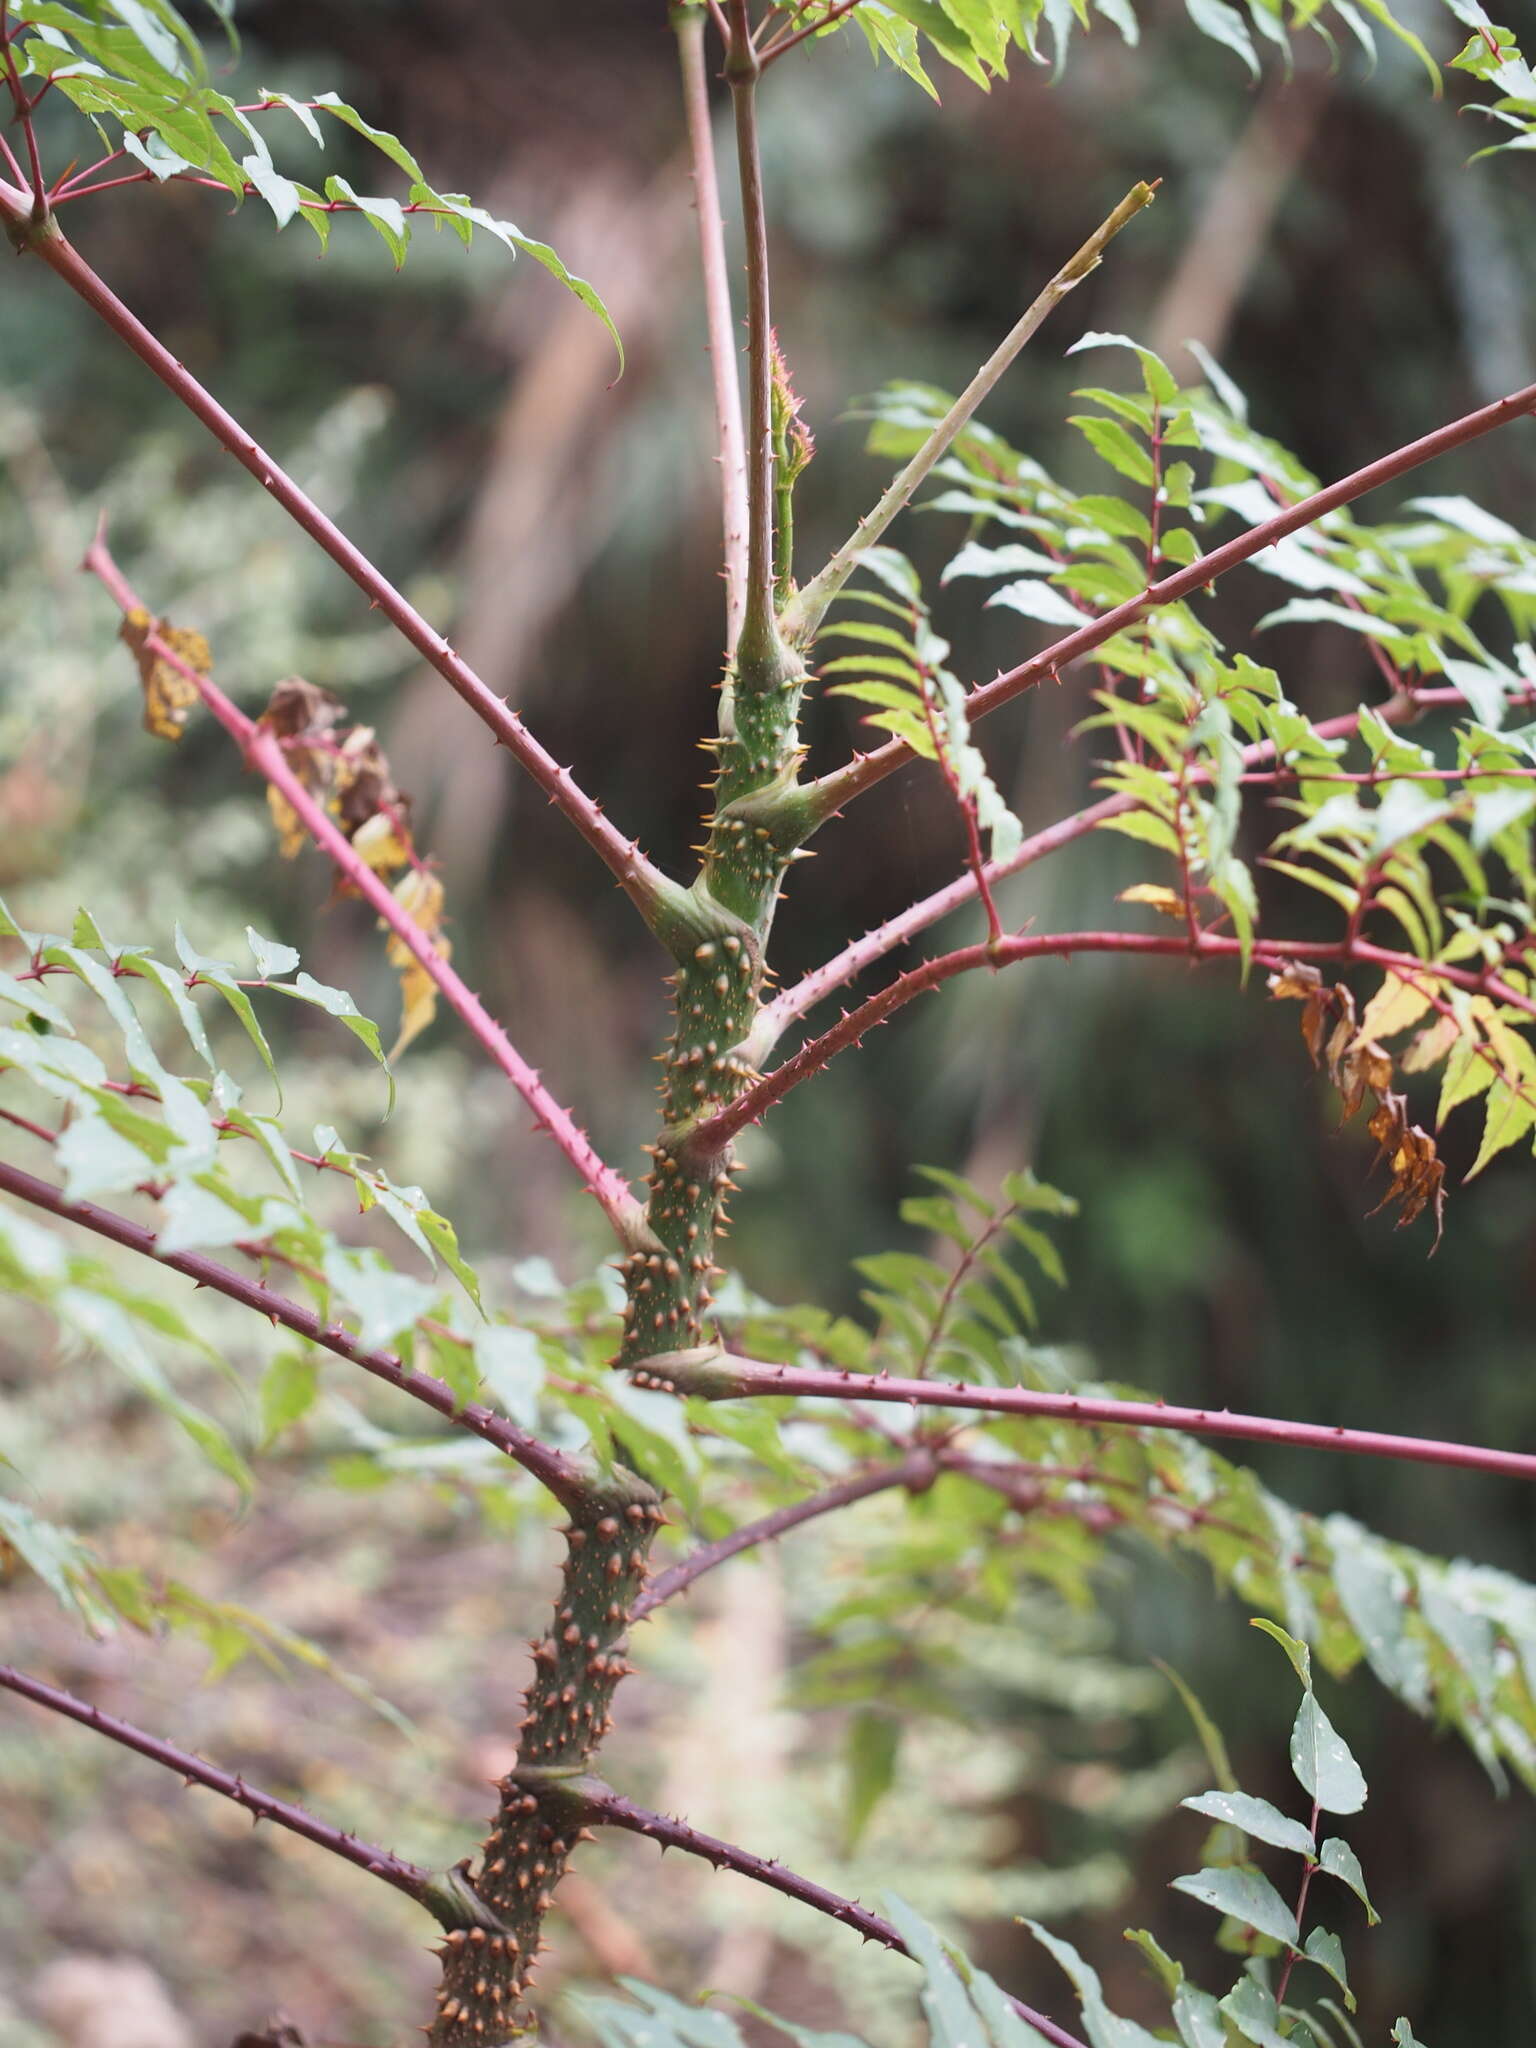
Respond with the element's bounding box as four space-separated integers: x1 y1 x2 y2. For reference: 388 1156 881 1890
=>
1266 963 1322 1001
1367 1098 1445 1238
1298 987 1332 1065
119 606 210 740
260 680 346 860
253 675 442 1055
257 680 411 877
1335 1038 1392 1122
384 867 447 1058
229 2021 307 2048
330 723 405 838
1268 959 1445 1244
259 677 344 741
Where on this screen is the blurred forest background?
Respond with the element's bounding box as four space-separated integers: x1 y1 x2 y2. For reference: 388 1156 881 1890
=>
2 0 1535 2043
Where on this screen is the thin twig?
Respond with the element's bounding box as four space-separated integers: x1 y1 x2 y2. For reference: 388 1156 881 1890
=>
759 0 869 64
83 538 645 1247
0 184 675 935
0 1664 432 1904
582 1784 1086 2048
675 3 749 651
1272 1794 1322 2008
0 1 47 216
0 1156 596 1510
634 1447 937 1617
780 182 1159 646
632 1348 1536 1483
799 377 1536 820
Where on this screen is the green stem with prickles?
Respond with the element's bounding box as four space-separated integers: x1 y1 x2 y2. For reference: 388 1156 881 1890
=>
426 1469 664 2043
432 18 811 2037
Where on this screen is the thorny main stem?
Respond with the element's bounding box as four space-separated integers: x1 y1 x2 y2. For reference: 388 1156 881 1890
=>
437 17 816 2037
426 1471 668 2044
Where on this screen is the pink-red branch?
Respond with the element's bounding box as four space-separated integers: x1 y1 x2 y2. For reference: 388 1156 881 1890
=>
802 378 1536 818
750 796 1123 1054
633 1445 938 1618
581 1782 1086 2048
0 1157 596 1511
0 185 672 933
0 1663 432 1904
84 538 644 1245
757 682 1536 1048
637 1349 1536 1484
759 0 870 64
704 926 1536 1158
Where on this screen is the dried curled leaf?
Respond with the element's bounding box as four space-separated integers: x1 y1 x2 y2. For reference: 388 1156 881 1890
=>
260 676 345 743
258 678 412 875
1269 965 1445 1243
119 607 211 740
255 675 444 1056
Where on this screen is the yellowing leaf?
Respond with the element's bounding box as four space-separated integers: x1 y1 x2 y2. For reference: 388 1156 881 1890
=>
1357 972 1435 1045
383 868 447 1058
266 787 306 859
389 953 442 1059
351 811 412 874
1400 1011 1460 1075
1118 883 1185 919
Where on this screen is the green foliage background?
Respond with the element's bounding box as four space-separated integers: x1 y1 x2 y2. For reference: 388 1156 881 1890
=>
2 1 1535 2044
